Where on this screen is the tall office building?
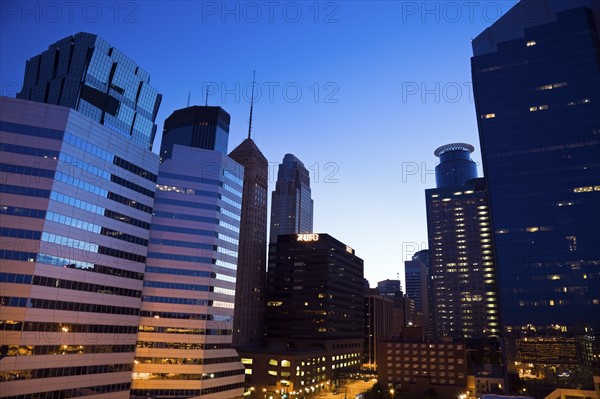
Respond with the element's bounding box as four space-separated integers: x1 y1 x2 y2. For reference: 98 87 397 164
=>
412 249 434 339
377 279 402 296
17 32 162 151
269 154 313 243
425 144 499 340
404 258 429 332
229 134 269 348
160 106 231 160
364 289 395 367
471 0 600 394
130 107 245 399
266 233 364 342
0 96 158 398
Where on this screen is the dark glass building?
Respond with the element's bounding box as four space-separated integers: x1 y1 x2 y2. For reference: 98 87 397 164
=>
266 233 364 341
229 137 269 348
17 32 162 151
426 145 499 340
434 143 477 188
269 154 313 243
377 279 402 296
471 0 600 394
160 106 231 160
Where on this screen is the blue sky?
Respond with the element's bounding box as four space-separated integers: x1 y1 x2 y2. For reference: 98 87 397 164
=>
1 0 518 287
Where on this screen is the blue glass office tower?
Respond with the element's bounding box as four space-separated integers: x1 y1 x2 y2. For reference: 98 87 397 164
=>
17 32 162 151
160 106 231 161
471 0 600 394
131 106 245 399
269 154 313 243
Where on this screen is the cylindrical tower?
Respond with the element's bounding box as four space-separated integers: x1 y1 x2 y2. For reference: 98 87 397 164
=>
434 143 477 188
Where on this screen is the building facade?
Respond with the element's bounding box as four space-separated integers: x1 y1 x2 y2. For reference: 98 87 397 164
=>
266 233 364 342
364 289 395 367
0 96 158 398
377 340 468 399
426 144 499 340
471 0 600 394
404 258 429 332
229 137 269 348
17 32 162 151
269 154 313 243
130 106 245 399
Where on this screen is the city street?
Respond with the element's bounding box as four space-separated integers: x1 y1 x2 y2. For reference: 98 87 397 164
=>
317 379 377 399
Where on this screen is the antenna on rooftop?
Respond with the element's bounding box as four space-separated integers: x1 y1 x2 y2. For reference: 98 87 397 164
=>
248 70 256 140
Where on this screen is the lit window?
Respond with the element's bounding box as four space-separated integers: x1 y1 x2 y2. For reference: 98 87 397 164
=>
526 40 536 46
481 113 496 119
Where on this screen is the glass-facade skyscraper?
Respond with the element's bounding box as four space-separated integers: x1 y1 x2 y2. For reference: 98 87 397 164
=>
269 154 313 243
160 106 231 160
131 107 245 398
426 144 499 340
0 96 159 398
471 0 600 394
17 32 162 151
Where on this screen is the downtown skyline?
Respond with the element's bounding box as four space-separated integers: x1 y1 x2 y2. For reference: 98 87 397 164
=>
1 1 519 285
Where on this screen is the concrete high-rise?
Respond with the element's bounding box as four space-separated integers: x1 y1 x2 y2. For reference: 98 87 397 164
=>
130 106 245 398
425 144 499 340
0 96 158 398
17 32 162 151
229 135 269 348
269 154 313 243
471 0 600 394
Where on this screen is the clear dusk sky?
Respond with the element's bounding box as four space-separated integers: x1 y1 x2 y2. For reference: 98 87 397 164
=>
1 0 518 287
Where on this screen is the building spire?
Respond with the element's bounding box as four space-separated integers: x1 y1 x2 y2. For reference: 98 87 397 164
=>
205 85 209 106
248 71 256 140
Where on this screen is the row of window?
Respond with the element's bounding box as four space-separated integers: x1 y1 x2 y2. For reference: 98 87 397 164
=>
143 280 211 292
1 344 134 356
160 171 219 186
154 196 240 221
130 383 245 399
0 120 64 140
153 210 239 233
114 155 157 183
135 341 231 350
145 265 236 283
0 321 137 334
0 227 41 240
63 132 155 183
149 237 213 250
132 368 244 381
141 295 208 306
108 190 153 213
41 232 146 264
139 310 232 322
147 252 212 264
59 152 155 198
0 162 54 179
133 356 240 366
50 191 150 230
138 326 232 336
4 382 130 399
223 169 244 186
1 363 131 382
2 296 140 316
0 204 46 219
0 184 50 199
0 142 59 159
36 253 144 280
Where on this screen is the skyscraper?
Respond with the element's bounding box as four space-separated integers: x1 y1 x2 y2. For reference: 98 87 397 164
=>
377 279 403 296
0 96 158 399
425 144 499 340
229 126 269 348
160 106 231 160
404 258 429 332
17 32 162 151
269 154 313 243
266 233 364 342
130 106 245 399
471 0 600 393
